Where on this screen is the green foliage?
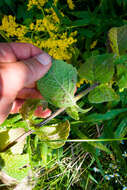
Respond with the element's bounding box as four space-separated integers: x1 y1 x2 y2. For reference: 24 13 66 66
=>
37 59 77 108
19 99 43 121
81 108 127 123
0 153 30 181
66 105 79 120
108 25 127 56
88 84 119 103
0 128 25 154
37 120 70 149
78 54 114 84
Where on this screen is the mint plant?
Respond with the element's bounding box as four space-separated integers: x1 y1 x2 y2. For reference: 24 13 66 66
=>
1 24 127 188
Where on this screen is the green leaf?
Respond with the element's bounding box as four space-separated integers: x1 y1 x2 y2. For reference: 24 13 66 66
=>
37 120 70 149
118 73 127 89
108 25 127 56
72 128 111 154
66 106 79 120
88 84 119 103
0 128 26 154
78 54 114 83
116 63 127 89
71 19 90 27
115 119 127 138
0 114 22 127
19 99 43 121
82 108 127 123
37 59 77 108
0 153 30 181
66 105 92 120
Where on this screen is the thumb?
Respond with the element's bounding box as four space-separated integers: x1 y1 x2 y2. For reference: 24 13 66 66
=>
22 52 52 86
0 52 52 124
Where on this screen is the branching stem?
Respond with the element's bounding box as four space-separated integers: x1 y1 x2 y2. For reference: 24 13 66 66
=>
1 84 98 152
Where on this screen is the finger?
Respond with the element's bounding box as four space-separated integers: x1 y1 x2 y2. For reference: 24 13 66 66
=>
34 106 51 118
9 42 43 60
22 54 52 86
16 88 43 99
0 97 13 123
10 99 25 114
0 51 52 124
0 43 43 62
25 83 36 88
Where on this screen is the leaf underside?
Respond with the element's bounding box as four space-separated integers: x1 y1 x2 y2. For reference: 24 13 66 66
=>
37 59 77 108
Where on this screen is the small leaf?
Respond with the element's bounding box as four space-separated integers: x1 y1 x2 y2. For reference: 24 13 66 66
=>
37 59 77 108
88 84 119 103
0 153 30 181
76 105 93 113
108 25 127 56
78 54 114 83
37 120 70 149
19 99 43 121
118 73 127 89
66 106 79 120
108 27 119 56
66 105 92 120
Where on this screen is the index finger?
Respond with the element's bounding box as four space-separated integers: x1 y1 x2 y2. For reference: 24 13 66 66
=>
0 42 43 62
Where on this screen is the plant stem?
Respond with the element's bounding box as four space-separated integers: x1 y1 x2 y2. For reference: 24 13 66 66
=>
75 83 98 102
1 84 98 152
35 83 98 127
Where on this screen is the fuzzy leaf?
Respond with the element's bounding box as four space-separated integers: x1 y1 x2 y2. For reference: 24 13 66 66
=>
37 120 70 149
108 25 127 56
66 106 79 120
37 60 77 108
88 84 119 103
0 153 30 181
78 54 114 83
66 105 92 120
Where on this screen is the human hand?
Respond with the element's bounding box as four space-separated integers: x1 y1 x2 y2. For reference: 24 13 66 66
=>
0 42 52 124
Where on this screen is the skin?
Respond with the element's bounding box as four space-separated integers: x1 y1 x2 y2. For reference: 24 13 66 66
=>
0 42 52 124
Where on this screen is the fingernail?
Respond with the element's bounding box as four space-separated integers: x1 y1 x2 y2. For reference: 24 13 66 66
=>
36 53 52 65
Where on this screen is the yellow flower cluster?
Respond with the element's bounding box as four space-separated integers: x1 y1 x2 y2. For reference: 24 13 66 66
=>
0 15 27 39
45 8 60 23
38 31 77 60
27 0 47 10
67 0 75 10
30 16 58 33
0 2 77 61
28 11 77 60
